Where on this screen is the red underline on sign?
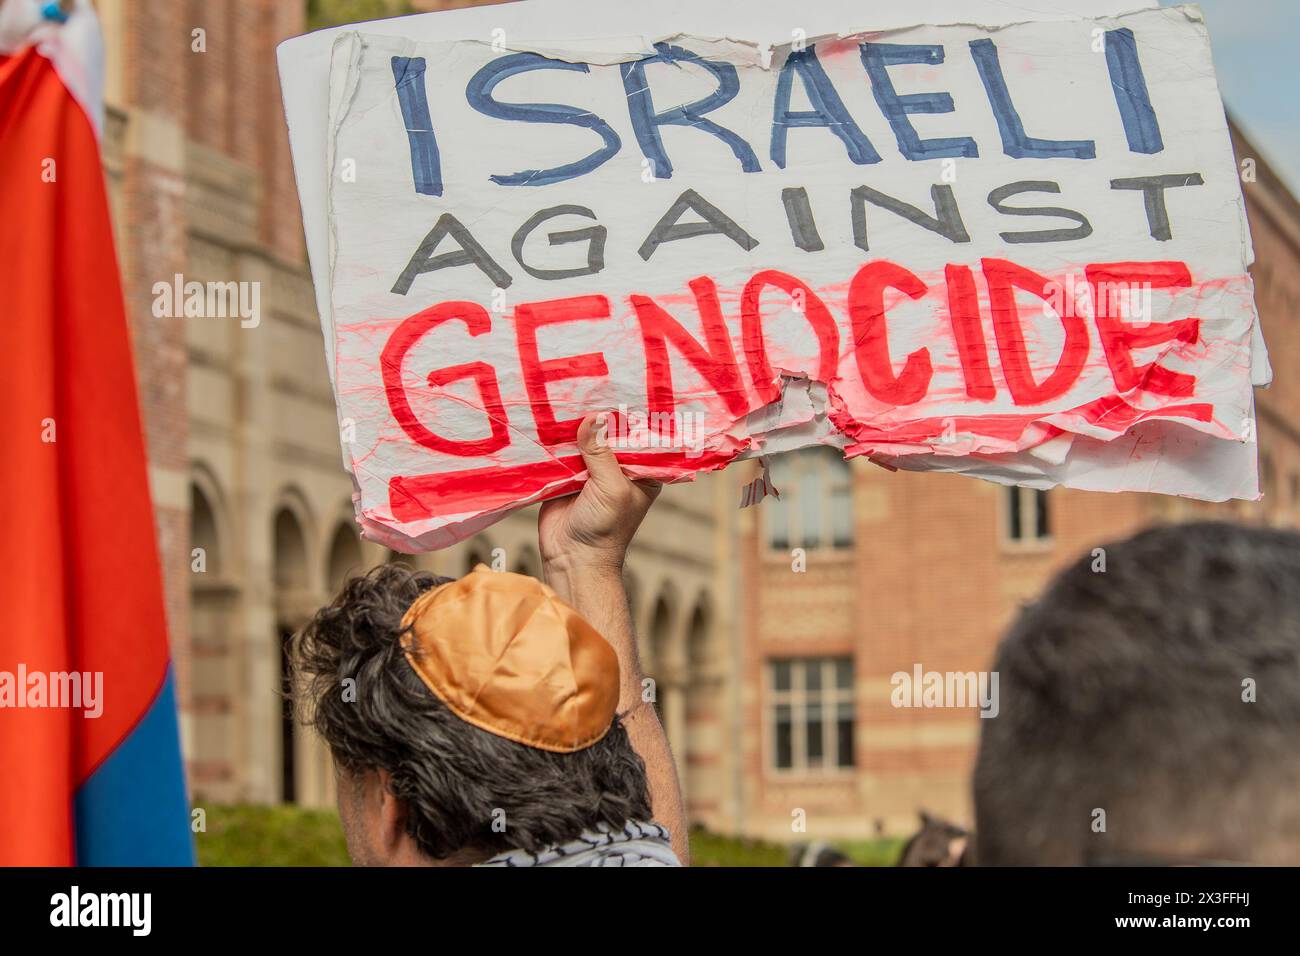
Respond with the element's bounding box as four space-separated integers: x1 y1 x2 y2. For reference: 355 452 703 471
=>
388 448 741 522
386 395 1214 523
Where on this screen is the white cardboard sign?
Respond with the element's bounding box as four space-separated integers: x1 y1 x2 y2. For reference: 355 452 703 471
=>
285 2 1267 550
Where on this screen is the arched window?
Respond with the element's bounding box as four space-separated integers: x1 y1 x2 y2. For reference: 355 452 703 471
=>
326 523 363 593
687 600 712 671
273 508 310 592
679 598 716 814
385 548 415 569
273 506 311 804
648 594 676 725
319 520 362 809
191 483 221 576
463 537 493 574
189 478 235 802
512 546 541 578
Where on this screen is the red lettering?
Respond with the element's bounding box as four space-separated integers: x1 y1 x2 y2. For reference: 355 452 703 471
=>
847 260 932 406
630 276 749 420
385 255 1215 502
515 294 612 446
983 258 1090 406
741 269 839 405
1086 261 1199 398
943 264 997 401
382 301 510 457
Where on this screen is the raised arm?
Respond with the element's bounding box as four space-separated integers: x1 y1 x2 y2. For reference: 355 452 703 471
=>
538 413 690 865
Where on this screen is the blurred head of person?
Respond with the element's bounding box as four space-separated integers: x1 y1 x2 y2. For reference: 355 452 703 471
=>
973 521 1300 865
897 811 969 867
789 842 855 867
293 564 654 866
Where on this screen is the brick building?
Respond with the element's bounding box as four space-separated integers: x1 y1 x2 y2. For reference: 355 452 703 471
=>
725 127 1300 842
93 0 1296 846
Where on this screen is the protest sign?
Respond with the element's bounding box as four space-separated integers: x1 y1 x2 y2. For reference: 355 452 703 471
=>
287 3 1266 550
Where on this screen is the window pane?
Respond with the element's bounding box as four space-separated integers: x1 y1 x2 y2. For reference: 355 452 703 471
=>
775 704 793 769
834 658 853 690
772 659 792 692
769 457 792 549
831 486 852 548
800 460 823 549
769 454 793 486
1035 489 1051 539
806 703 824 768
836 702 854 767
1006 487 1022 540
768 496 790 551
804 659 822 693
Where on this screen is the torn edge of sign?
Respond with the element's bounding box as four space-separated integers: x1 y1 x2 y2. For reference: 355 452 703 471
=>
314 6 1270 551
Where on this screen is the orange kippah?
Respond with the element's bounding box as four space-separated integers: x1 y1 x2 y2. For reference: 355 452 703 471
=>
400 565 620 753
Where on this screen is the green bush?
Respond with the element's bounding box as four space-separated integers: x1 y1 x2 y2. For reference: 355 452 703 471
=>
195 804 351 867
688 827 789 867
306 0 413 31
194 804 904 867
695 830 904 867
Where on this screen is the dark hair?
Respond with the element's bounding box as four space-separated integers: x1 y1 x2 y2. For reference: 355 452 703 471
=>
293 564 652 860
973 521 1300 865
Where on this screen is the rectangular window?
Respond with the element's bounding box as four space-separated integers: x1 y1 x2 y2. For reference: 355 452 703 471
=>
768 494 790 551
768 657 855 772
830 484 853 549
1006 486 1023 540
774 704 793 770
1005 486 1051 543
800 463 823 550
1034 489 1050 539
835 701 854 768
766 450 854 552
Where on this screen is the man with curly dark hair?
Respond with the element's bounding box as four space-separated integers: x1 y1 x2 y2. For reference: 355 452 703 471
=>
294 413 686 866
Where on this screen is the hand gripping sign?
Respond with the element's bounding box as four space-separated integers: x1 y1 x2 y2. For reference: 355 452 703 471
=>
305 5 1266 551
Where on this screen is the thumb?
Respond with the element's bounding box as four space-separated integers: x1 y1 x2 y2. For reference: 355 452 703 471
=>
576 412 626 489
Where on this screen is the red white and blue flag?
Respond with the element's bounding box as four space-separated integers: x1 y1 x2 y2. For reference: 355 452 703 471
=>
0 0 193 865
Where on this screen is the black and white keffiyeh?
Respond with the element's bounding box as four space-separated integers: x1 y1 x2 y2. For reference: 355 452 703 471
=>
477 821 680 867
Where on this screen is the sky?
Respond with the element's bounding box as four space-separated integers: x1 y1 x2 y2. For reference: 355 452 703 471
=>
1170 0 1300 192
